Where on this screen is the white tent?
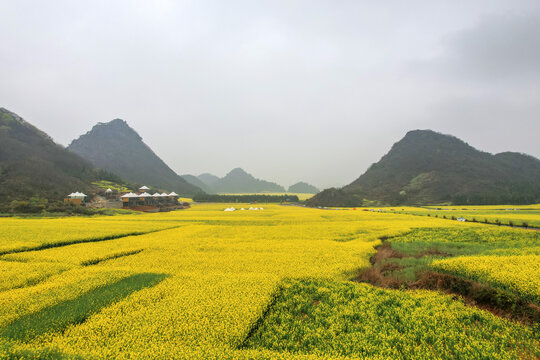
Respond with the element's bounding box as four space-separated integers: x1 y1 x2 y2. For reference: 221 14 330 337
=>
105 188 113 193
139 186 150 191
68 192 87 199
139 192 152 198
169 192 179 197
121 192 138 199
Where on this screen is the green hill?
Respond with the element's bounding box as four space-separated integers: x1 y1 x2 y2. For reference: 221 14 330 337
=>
288 182 319 194
68 119 202 196
181 174 213 193
197 173 220 188
184 168 285 194
308 130 540 206
0 108 121 205
215 168 285 193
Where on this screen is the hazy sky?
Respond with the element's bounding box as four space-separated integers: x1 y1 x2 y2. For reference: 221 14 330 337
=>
1 1 539 189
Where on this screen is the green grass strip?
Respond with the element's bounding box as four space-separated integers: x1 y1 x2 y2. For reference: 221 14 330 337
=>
0 273 167 342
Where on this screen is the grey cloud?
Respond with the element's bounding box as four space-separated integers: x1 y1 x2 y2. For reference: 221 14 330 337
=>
426 10 540 82
0 1 539 189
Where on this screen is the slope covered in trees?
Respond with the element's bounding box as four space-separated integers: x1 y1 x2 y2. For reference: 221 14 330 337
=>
288 182 319 194
308 130 540 206
0 108 121 205
68 119 201 196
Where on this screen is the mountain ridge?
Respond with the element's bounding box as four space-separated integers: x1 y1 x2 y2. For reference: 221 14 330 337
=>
0 108 122 204
68 119 202 196
308 129 540 206
183 168 286 194
288 182 319 194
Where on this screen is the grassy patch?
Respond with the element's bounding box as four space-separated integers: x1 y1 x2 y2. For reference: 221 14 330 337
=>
91 180 131 194
243 278 539 359
357 227 540 323
0 273 167 342
386 227 540 299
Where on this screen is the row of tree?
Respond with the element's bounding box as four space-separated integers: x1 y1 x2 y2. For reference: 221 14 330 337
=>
192 193 299 203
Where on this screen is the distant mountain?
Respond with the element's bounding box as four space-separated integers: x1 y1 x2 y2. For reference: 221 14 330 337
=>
215 168 285 193
308 130 540 206
68 119 202 196
184 168 285 193
197 173 220 188
181 174 213 193
288 182 319 194
0 108 121 204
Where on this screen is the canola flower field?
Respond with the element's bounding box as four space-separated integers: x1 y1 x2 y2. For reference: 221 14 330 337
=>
0 204 538 359
387 205 540 228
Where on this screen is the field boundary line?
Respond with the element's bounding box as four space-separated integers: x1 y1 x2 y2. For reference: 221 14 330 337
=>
0 226 181 256
239 284 285 349
81 249 144 266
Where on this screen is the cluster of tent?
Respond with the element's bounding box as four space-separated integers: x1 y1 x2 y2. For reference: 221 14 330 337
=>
120 192 179 199
120 189 180 208
223 207 264 212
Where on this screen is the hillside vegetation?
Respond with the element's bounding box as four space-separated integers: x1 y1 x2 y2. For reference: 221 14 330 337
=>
0 108 121 206
288 181 319 194
309 130 540 206
68 119 201 196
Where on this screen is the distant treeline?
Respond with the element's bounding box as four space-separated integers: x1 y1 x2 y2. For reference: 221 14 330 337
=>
193 194 299 203
452 193 540 206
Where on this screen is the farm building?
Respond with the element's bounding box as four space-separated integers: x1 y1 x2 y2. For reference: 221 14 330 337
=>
120 192 139 207
120 190 180 209
104 188 115 199
64 192 87 205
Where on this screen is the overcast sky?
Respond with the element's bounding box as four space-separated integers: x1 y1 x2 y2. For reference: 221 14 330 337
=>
1 1 539 189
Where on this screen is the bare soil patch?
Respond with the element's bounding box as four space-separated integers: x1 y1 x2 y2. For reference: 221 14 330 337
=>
357 240 540 325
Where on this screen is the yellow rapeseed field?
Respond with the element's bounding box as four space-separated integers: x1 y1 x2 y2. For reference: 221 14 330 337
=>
0 204 537 359
433 254 540 303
